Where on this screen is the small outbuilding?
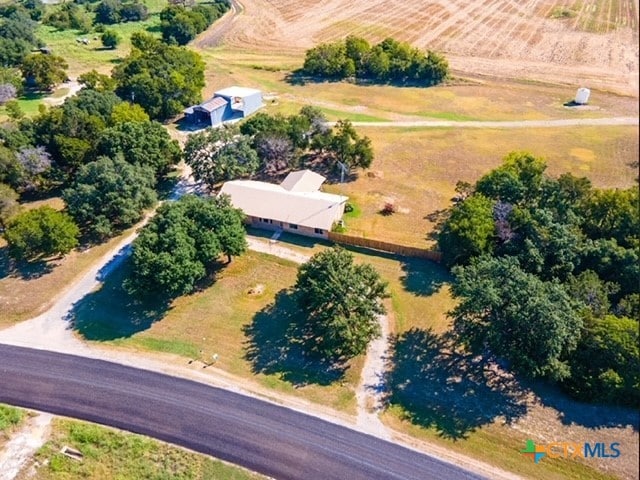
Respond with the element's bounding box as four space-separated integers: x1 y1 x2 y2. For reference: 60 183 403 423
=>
184 86 263 127
219 170 348 238
574 87 591 105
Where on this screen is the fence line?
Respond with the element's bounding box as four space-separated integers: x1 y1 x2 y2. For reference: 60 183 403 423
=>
327 232 442 262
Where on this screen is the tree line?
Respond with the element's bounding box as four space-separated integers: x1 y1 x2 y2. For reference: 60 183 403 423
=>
0 82 181 260
301 35 449 85
184 107 373 188
437 151 639 407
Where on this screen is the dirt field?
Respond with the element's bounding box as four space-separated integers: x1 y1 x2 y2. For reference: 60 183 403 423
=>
211 0 639 96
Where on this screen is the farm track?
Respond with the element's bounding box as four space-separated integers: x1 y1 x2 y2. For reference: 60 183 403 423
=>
206 0 638 96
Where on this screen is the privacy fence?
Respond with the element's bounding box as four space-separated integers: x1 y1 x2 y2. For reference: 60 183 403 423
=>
327 232 442 262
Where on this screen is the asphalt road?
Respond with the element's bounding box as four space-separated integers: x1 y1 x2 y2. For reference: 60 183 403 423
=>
0 345 485 480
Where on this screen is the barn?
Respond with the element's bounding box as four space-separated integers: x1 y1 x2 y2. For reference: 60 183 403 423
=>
219 170 348 239
184 86 263 127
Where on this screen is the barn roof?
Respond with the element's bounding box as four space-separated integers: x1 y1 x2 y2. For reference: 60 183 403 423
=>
214 86 262 98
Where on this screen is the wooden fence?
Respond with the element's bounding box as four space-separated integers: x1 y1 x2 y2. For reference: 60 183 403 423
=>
328 232 442 262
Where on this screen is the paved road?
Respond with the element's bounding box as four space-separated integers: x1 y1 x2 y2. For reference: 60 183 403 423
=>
0 345 484 480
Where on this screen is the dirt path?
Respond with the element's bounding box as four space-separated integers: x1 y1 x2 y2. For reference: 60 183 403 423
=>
194 0 244 48
355 313 391 439
0 412 52 480
42 81 82 107
331 116 640 129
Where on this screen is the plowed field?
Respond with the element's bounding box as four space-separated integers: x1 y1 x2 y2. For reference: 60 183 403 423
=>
216 0 638 95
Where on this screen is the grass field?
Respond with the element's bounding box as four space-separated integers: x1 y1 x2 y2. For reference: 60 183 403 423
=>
0 203 141 328
383 410 620 480
198 48 639 122
68 250 361 413
321 125 638 247
30 419 265 480
0 404 25 450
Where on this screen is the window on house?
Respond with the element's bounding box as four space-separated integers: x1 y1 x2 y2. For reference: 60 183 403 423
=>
289 224 298 229
314 228 323 234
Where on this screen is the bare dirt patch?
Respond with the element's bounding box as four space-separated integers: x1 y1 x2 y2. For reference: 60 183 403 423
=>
213 0 638 96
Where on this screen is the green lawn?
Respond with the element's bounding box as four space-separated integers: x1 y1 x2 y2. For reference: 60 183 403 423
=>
0 404 25 449
69 250 362 413
32 419 266 480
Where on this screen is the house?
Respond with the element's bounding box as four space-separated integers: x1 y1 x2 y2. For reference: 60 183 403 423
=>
184 86 263 127
219 170 348 238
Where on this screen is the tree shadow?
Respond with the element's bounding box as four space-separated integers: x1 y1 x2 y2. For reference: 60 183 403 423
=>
0 246 55 280
528 381 639 432
243 289 346 386
67 256 171 341
400 257 450 296
424 208 450 242
385 328 528 439
284 70 437 88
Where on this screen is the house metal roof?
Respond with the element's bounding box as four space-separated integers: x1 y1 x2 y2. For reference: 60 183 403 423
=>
219 171 347 230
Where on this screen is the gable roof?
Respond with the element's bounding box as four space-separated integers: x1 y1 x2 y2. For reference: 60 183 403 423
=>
280 170 325 192
214 86 261 98
198 96 228 113
219 174 347 230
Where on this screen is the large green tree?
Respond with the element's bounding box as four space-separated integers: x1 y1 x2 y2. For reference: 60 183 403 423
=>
567 315 639 407
294 247 389 360
34 89 122 173
450 256 582 380
112 33 205 120
4 206 79 261
63 156 156 239
184 126 259 188
20 54 68 91
438 194 495 267
127 195 246 297
96 121 181 178
327 120 373 171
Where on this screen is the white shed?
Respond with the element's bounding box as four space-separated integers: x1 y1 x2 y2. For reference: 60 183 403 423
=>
575 88 591 105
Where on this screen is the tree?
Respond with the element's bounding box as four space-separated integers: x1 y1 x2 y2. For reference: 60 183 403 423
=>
101 29 121 49
450 256 582 380
0 67 23 94
438 194 495 267
119 1 148 22
20 54 68 91
96 121 180 178
126 195 246 297
303 42 353 78
78 70 117 92
327 120 373 171
4 100 24 120
0 84 17 105
113 33 205 120
0 183 19 228
476 151 547 205
566 315 639 407
580 188 639 248
34 89 122 173
109 102 149 124
15 146 52 192
254 133 294 173
184 126 259 188
3 206 79 261
94 0 121 24
63 156 156 239
294 247 389 360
